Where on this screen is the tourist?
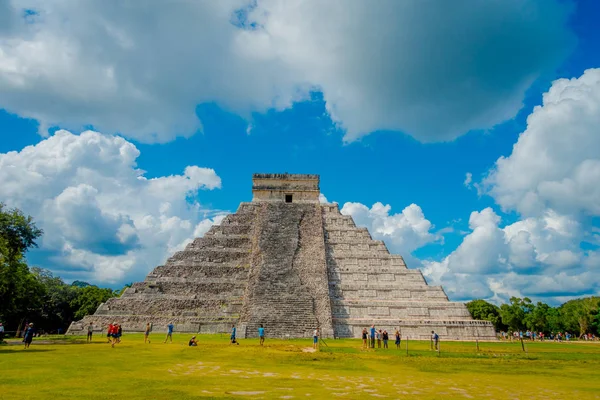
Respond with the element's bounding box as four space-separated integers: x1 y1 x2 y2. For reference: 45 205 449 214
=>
0 322 5 343
313 327 319 350
107 322 113 343
164 322 174 343
110 323 119 348
188 336 198 346
117 324 123 343
258 324 265 346
87 322 93 343
376 329 382 348
370 325 376 348
394 330 401 349
431 330 439 350
144 323 152 343
362 328 368 349
382 330 389 349
23 323 35 349
230 325 239 345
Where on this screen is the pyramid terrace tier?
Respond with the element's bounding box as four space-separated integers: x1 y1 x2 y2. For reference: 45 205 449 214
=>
328 269 425 284
330 285 448 300
95 297 244 316
331 300 471 319
332 318 496 340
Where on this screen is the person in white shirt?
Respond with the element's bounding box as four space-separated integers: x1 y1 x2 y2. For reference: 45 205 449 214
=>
313 328 319 349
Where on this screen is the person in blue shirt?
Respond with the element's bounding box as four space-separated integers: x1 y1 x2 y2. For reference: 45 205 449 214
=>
23 323 35 349
370 325 376 349
431 331 439 350
258 325 265 346
164 322 174 343
230 325 239 345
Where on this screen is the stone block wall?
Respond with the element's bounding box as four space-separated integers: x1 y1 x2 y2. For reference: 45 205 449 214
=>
239 202 333 338
322 203 496 340
67 203 258 335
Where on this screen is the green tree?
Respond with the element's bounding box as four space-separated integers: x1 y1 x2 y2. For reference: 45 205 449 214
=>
545 307 564 334
0 203 43 261
559 297 600 336
0 204 45 330
465 299 505 331
500 297 533 332
524 302 553 333
31 268 78 332
70 285 116 319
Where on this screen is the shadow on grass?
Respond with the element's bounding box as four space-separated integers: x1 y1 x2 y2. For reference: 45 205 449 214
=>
0 348 56 354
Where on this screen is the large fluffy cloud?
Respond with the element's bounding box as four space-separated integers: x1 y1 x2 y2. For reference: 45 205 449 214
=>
425 69 600 304
0 130 223 283
484 68 600 217
0 0 572 143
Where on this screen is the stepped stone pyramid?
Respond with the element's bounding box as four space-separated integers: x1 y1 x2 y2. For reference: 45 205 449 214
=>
68 174 495 340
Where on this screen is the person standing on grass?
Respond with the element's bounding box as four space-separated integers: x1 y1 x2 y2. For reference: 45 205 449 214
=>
313 327 319 350
110 323 119 348
230 325 239 345
258 324 265 346
431 331 439 350
362 328 368 349
370 325 376 349
144 323 152 343
382 330 389 349
87 322 93 343
164 322 174 343
23 323 35 349
395 330 401 349
376 329 382 348
0 322 5 343
107 323 114 343
117 324 122 343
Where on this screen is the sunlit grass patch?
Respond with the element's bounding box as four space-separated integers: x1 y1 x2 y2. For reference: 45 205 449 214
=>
1 334 599 399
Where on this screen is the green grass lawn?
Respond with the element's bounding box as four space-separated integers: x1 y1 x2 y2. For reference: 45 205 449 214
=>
1 334 600 399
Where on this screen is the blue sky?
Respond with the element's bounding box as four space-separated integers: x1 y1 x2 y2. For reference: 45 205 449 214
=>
0 0 599 304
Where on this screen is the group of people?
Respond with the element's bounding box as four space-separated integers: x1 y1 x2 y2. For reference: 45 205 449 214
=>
106 323 123 347
361 325 404 350
499 330 598 342
228 324 266 346
142 322 174 344
361 325 440 350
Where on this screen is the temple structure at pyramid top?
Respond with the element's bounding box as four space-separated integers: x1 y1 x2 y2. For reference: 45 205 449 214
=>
68 173 496 340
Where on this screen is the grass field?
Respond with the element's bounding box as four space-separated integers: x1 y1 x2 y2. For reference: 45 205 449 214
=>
1 334 600 399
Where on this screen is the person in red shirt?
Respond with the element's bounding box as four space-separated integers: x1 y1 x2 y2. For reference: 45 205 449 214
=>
107 323 114 343
110 323 119 347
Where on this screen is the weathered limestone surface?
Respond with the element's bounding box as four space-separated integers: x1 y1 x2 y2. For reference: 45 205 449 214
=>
322 204 495 340
67 202 257 334
68 173 495 341
239 202 333 338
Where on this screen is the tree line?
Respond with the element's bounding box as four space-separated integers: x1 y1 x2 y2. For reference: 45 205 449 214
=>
466 296 600 336
0 203 121 334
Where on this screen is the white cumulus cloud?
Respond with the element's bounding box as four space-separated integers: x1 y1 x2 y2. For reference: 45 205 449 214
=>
0 130 224 283
484 68 600 217
0 0 572 143
426 69 600 303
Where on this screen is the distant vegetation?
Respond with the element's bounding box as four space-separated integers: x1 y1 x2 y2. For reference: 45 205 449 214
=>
0 203 122 333
466 297 600 336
